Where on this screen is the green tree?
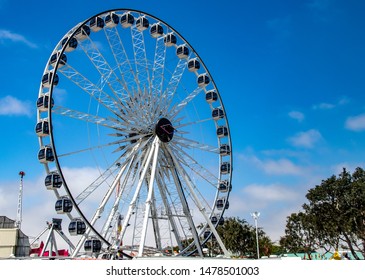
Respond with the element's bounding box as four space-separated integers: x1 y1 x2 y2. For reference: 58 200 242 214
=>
215 217 273 258
281 167 365 259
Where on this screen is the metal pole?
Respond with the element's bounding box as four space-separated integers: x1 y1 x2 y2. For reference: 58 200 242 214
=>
251 211 260 259
16 171 25 230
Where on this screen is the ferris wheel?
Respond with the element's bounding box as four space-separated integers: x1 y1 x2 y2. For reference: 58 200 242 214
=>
35 9 232 258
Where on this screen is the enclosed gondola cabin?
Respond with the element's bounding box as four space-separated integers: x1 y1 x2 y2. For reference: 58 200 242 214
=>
205 90 218 103
211 215 225 225
61 37 78 52
212 108 224 120
50 52 67 69
218 180 231 192
217 126 228 138
164 33 177 47
176 45 189 59
216 198 226 210
35 119 49 137
188 58 200 72
105 13 119 28
197 74 210 87
216 198 229 210
69 219 86 236
37 94 54 112
45 172 62 190
84 239 102 254
150 23 164 38
38 146 55 163
90 17 104 32
136 16 149 31
120 13 134 28
203 230 211 239
42 72 59 88
74 25 90 40
55 197 73 214
220 162 231 174
220 144 231 156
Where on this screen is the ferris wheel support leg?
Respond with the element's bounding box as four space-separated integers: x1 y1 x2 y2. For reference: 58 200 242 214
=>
138 139 160 257
166 145 230 258
155 176 184 251
119 137 158 244
166 151 204 257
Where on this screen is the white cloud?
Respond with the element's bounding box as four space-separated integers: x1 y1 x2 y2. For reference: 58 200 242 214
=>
240 153 304 176
288 129 323 148
0 95 32 117
345 114 365 131
243 183 299 202
312 102 335 110
0 29 38 48
288 111 305 122
261 158 303 175
312 97 349 110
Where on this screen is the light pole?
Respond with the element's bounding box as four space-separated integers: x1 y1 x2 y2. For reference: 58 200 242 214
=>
251 211 260 259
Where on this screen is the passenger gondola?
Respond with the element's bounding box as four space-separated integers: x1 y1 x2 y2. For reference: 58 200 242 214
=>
105 12 119 28
176 45 189 59
220 162 231 174
212 108 224 120
203 230 211 239
68 218 86 235
38 146 55 163
84 238 102 253
36 94 54 112
150 23 164 38
197 74 210 87
35 119 49 136
42 72 59 88
120 13 134 28
220 144 231 156
205 90 218 103
164 33 177 47
211 215 224 225
188 58 200 72
45 171 62 190
217 126 228 138
216 198 226 210
55 196 73 214
90 16 104 32
218 180 231 192
136 16 149 31
50 52 67 68
61 37 78 52
74 25 90 40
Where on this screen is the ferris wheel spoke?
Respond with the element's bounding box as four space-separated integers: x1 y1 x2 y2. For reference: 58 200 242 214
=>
170 86 204 118
57 139 126 158
160 58 190 116
130 24 151 94
173 135 219 154
57 64 123 113
103 26 137 95
77 36 129 103
172 145 219 189
52 105 125 131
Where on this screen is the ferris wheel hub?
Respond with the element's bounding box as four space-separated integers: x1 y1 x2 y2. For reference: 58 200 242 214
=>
155 117 174 142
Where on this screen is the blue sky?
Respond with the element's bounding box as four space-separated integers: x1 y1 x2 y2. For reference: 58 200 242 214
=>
1 0 365 244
